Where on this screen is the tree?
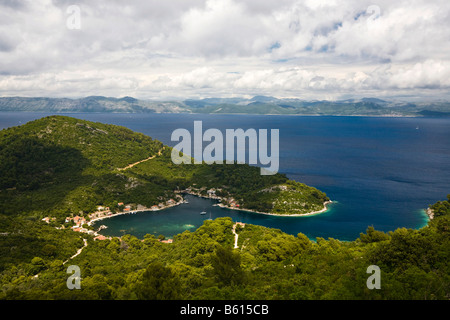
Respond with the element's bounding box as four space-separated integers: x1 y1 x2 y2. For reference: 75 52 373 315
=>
297 233 312 250
143 234 157 246
210 245 245 287
41 244 57 257
359 226 390 244
29 257 46 275
82 274 113 299
135 262 181 300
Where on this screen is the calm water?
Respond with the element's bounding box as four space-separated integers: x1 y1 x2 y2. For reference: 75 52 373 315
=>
2 112 449 241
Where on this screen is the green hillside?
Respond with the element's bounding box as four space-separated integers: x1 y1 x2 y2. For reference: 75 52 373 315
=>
0 115 328 218
1 200 449 300
0 116 163 217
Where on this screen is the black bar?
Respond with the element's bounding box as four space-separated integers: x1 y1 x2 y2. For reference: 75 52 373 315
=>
0 300 447 319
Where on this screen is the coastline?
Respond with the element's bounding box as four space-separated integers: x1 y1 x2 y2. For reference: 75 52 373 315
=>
179 189 333 217
88 194 332 228
426 207 434 220
88 200 184 226
215 200 333 217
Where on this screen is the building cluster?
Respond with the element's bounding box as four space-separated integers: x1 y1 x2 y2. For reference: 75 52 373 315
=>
41 198 184 243
65 215 87 228
150 198 179 211
42 213 111 241
180 187 222 200
228 199 240 208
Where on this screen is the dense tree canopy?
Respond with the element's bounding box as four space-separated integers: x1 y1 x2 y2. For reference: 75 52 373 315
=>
1 207 448 300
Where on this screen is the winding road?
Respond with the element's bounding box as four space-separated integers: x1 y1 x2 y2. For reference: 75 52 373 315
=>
63 238 88 265
117 148 164 171
232 222 245 249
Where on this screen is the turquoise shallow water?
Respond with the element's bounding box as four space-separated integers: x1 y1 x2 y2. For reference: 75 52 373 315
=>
1 112 448 240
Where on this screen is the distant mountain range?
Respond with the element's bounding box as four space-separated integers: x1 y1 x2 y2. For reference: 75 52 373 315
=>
1 96 450 117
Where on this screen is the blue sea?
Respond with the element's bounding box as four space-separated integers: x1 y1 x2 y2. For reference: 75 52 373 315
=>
1 112 449 241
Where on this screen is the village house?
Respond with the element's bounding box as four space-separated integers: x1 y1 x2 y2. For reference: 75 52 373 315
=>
94 235 109 241
41 217 55 223
73 215 86 227
65 215 87 228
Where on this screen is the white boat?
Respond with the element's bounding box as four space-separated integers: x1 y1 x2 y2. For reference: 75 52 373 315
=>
200 211 207 215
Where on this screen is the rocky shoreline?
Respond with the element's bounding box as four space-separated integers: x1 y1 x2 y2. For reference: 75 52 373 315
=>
179 187 332 217
88 198 185 226
216 200 333 217
426 208 434 220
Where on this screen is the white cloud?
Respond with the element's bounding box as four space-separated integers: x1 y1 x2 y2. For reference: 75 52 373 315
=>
0 0 449 100
379 60 450 89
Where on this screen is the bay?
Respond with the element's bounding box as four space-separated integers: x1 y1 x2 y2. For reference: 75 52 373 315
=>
1 112 449 240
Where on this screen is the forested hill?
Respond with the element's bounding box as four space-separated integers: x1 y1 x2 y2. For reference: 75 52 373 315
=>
0 115 328 218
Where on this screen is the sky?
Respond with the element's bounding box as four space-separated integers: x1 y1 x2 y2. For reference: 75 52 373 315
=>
0 0 449 101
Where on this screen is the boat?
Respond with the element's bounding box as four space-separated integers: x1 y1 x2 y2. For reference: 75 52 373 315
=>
200 211 207 215
207 211 212 220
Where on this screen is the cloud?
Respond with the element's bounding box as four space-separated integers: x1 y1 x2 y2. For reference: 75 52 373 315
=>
328 2 450 63
0 0 449 100
374 60 450 89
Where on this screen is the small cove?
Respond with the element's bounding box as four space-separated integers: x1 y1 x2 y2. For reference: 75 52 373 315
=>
92 194 338 240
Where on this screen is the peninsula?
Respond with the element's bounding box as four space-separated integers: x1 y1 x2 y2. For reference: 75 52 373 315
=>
0 116 329 223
